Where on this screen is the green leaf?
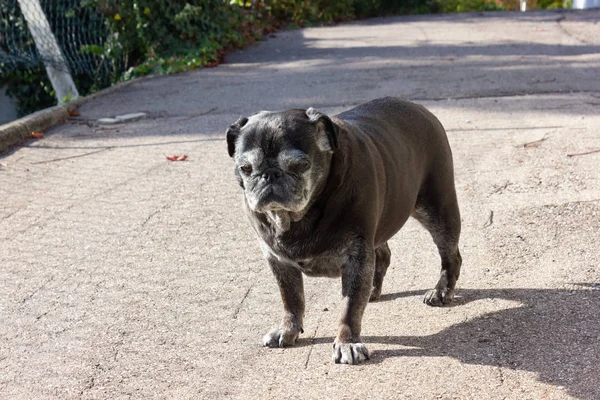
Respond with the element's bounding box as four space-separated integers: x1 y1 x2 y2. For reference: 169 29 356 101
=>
80 44 104 56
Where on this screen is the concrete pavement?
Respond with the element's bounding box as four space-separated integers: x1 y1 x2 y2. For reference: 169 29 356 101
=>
1 10 599 399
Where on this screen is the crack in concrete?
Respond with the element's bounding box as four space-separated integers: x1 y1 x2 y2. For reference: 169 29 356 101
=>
1 208 21 222
11 162 165 238
496 364 506 389
543 198 600 208
232 285 253 320
35 309 52 321
111 329 126 363
304 305 325 369
141 208 164 228
78 362 103 398
30 147 112 165
20 276 54 304
556 13 594 45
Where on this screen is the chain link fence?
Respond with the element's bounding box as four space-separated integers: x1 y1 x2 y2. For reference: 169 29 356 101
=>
1 0 116 90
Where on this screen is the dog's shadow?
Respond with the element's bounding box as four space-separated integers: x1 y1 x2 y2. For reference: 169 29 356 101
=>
300 284 600 399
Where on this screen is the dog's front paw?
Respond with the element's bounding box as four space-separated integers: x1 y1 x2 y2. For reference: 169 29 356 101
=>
423 288 455 306
332 340 370 364
262 327 300 348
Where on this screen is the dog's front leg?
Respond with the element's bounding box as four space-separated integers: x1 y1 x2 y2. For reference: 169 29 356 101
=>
262 258 305 348
333 246 374 364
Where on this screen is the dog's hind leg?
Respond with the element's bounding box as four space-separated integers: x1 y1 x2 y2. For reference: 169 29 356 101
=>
370 242 391 302
413 176 462 307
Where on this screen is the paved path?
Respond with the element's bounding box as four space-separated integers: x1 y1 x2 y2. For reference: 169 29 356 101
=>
1 10 599 400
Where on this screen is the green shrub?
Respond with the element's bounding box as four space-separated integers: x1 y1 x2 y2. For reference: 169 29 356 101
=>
263 0 356 24
538 0 564 8
1 68 55 117
90 0 237 65
437 0 505 12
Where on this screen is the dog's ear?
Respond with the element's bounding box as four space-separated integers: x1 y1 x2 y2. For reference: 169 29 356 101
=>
306 108 339 152
226 116 249 157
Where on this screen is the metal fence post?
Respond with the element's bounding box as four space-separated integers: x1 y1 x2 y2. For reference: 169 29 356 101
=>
17 0 79 102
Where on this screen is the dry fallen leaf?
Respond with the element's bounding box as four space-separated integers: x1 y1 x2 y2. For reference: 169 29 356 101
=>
30 132 45 139
68 109 80 117
166 155 188 161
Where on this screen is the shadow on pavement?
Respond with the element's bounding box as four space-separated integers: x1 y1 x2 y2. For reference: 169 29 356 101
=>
25 137 223 150
305 285 599 399
349 10 573 26
239 41 600 63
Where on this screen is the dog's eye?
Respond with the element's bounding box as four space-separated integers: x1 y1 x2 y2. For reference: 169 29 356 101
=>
288 160 310 173
240 164 253 174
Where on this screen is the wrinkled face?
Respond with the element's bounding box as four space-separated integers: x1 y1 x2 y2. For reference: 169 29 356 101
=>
227 109 337 216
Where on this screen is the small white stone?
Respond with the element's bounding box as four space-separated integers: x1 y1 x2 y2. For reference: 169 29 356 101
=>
97 118 119 125
115 112 147 122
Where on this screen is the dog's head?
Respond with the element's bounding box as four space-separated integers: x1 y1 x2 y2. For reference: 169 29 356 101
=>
226 108 338 223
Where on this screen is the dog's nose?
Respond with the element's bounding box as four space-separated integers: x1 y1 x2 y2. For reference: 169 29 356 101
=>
262 168 282 182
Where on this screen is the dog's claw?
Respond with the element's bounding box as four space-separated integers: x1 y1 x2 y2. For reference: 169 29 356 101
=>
424 288 455 306
262 327 300 348
332 341 370 364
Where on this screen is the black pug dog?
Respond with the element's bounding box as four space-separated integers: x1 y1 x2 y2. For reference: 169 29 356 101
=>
226 97 462 364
